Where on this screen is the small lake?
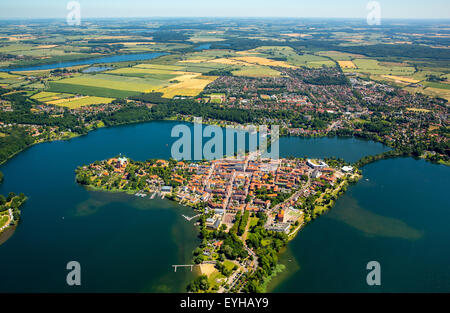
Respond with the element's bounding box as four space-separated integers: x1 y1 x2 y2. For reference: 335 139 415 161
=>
0 52 166 72
195 44 212 50
0 121 448 292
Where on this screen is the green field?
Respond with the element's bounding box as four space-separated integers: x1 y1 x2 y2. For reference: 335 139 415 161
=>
47 73 166 98
348 58 416 76
0 43 35 53
31 91 72 100
423 81 450 90
232 66 281 77
107 67 179 80
48 82 140 98
0 214 9 228
46 62 220 99
0 72 21 79
223 260 237 272
252 46 335 68
46 96 115 109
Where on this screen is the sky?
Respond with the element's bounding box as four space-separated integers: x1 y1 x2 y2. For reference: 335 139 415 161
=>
0 0 449 19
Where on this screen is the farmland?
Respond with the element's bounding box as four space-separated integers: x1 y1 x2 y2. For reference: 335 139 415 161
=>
345 59 416 76
31 91 115 108
0 17 449 295
155 73 217 98
47 82 140 98
0 17 448 111
50 96 114 109
47 73 164 98
232 66 282 77
338 60 356 69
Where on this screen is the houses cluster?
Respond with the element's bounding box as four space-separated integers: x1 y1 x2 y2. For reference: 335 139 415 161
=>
178 155 344 234
80 153 353 237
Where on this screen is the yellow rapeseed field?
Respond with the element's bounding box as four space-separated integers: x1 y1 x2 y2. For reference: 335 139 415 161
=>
338 60 357 69
382 75 420 84
233 56 296 68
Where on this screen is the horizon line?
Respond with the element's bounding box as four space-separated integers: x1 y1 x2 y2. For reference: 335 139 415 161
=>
1 16 450 21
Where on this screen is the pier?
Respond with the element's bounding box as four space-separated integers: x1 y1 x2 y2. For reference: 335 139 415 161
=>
182 213 201 221
172 264 196 272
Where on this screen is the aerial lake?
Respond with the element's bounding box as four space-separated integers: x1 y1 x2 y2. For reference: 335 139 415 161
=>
0 121 448 292
0 52 166 72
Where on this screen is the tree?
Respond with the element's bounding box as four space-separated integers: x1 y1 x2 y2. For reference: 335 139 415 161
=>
193 247 203 256
187 275 210 292
7 192 15 202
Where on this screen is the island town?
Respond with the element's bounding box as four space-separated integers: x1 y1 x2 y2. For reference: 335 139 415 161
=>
75 151 360 293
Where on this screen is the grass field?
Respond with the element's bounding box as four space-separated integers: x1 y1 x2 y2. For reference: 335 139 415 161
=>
31 91 72 101
107 67 180 80
405 86 450 101
106 63 219 98
0 43 35 53
48 73 164 97
232 66 281 77
48 82 140 98
173 47 333 76
348 59 416 76
250 46 335 68
223 260 237 272
423 81 450 90
0 214 10 229
46 96 115 108
381 75 420 84
44 59 222 99
0 72 21 79
207 269 226 290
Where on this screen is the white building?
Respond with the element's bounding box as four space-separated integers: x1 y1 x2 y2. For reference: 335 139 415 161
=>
341 166 354 173
307 159 328 169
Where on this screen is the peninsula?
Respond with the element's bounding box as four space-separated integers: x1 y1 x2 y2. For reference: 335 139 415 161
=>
75 152 360 292
0 192 27 244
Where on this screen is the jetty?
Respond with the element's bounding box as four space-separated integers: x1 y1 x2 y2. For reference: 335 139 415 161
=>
172 264 196 272
182 213 201 221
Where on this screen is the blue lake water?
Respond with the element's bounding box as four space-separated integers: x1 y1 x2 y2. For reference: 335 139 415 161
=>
0 121 448 292
0 52 166 72
195 44 212 50
271 157 450 292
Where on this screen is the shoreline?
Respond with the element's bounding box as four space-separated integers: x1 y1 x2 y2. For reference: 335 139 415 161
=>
75 152 359 293
0 116 445 169
0 119 445 292
0 224 17 246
